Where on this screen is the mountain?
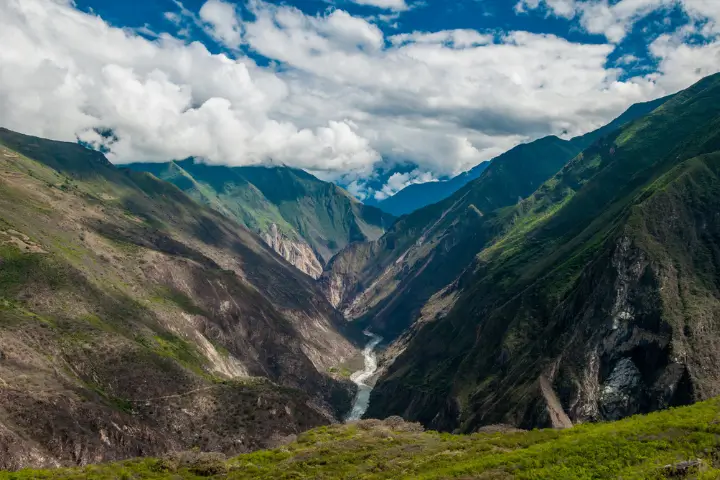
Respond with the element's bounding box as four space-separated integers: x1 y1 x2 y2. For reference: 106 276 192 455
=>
376 161 490 216
365 73 720 432
320 97 669 340
126 160 394 278
372 95 672 218
0 128 359 469
14 397 720 478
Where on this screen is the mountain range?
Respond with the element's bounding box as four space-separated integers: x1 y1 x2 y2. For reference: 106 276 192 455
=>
358 73 720 430
0 128 361 468
1 71 720 475
126 160 394 278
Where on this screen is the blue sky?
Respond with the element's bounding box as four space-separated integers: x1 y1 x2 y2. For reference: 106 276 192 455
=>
2 0 719 200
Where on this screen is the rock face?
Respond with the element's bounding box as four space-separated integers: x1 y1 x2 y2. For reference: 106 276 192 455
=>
357 75 720 432
263 223 323 279
0 129 359 469
126 161 394 277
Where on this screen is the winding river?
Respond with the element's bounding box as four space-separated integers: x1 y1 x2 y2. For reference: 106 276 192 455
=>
345 331 383 422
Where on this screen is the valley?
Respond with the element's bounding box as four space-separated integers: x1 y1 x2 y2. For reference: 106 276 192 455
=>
345 331 383 422
1 69 720 478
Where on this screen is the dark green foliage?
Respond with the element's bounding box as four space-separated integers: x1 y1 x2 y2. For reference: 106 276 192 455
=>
369 73 720 433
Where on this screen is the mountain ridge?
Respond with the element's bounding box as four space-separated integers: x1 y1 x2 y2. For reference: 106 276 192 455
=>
126 160 394 278
0 128 359 469
366 73 720 432
372 95 673 218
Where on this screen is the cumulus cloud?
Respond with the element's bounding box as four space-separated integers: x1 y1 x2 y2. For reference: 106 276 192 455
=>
374 170 437 200
199 0 243 48
0 0 379 172
2 0 720 200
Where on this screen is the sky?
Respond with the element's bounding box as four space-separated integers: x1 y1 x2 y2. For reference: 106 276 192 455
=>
1 0 720 201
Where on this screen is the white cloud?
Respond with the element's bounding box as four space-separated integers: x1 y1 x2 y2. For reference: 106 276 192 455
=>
390 30 494 48
242 2 670 173
616 54 640 65
198 0 243 48
514 0 720 43
350 0 409 12
0 0 379 173
1 0 720 200
374 170 438 200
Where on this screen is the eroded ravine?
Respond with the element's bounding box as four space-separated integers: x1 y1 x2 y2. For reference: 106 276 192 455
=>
345 331 383 421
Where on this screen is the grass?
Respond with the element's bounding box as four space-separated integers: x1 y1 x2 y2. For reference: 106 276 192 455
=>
4 397 720 479
150 286 207 316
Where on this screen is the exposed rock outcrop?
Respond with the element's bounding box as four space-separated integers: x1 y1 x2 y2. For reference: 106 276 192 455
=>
263 223 323 279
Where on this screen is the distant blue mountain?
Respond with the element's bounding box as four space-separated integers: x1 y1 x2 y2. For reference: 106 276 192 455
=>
376 162 490 216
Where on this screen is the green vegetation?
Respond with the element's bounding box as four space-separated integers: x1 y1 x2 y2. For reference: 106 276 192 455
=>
368 73 720 431
126 160 394 264
5 397 720 479
328 366 353 378
150 286 207 316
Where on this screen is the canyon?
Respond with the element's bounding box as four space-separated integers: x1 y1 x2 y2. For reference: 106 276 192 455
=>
2 73 720 473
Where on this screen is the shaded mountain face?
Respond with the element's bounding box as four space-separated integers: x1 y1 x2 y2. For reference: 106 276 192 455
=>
366 74 720 432
126 161 394 278
373 95 672 218
320 96 669 340
0 129 359 469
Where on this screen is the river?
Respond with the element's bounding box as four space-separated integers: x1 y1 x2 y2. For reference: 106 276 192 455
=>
345 331 383 422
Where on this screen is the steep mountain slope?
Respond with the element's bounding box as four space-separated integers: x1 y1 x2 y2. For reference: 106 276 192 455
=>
0 128 359 469
376 161 490 216
127 161 394 278
320 95 675 340
373 96 672 218
367 73 720 432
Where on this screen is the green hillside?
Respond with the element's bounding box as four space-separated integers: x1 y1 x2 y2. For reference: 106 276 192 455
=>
368 73 720 431
6 397 720 479
127 161 394 276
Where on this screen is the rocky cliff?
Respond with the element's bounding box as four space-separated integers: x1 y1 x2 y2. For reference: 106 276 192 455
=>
263 223 323 279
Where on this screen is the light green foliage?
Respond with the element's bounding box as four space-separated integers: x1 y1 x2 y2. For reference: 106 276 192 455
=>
5 397 720 479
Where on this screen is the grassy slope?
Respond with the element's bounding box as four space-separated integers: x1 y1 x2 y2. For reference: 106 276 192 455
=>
368 73 720 430
127 161 298 240
127 161 394 265
6 397 720 479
